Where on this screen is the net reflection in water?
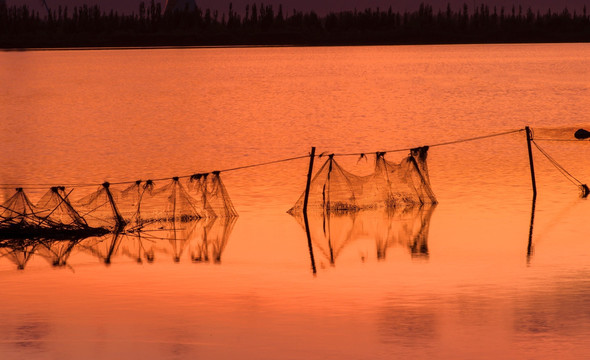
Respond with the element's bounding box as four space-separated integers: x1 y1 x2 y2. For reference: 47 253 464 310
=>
292 205 436 267
0 217 237 270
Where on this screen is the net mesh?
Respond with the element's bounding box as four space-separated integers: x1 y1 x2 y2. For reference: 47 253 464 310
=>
531 126 590 140
289 147 437 214
1 173 237 237
0 187 96 238
0 188 38 228
36 187 88 229
527 126 590 197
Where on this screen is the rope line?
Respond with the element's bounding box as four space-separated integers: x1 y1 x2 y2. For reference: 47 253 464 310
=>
0 183 99 189
428 128 524 148
215 154 311 173
332 128 524 156
533 138 590 142
0 154 311 190
532 140 583 186
0 129 523 190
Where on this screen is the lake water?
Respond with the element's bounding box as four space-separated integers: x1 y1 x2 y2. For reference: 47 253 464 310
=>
1 44 590 359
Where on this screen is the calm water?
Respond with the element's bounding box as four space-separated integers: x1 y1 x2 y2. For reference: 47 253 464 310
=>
1 44 590 359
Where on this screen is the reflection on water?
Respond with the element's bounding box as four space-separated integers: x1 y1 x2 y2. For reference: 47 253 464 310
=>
514 276 590 336
12 316 50 352
36 238 80 268
0 240 36 270
527 197 536 263
378 302 438 346
0 217 236 270
293 205 436 270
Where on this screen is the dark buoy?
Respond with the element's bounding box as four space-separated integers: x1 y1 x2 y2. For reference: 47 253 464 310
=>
574 129 590 139
581 184 590 198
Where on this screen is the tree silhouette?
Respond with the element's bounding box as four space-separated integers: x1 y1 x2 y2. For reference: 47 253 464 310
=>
0 2 589 48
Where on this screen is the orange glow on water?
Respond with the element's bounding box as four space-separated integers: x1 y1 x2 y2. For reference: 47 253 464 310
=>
1 44 590 359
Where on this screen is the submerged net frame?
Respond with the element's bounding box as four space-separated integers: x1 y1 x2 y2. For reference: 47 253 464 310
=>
0 187 101 238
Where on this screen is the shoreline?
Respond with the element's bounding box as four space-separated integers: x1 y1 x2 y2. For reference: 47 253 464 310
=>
2 40 589 51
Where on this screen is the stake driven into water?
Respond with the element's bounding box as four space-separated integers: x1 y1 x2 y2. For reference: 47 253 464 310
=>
303 147 317 274
525 126 537 199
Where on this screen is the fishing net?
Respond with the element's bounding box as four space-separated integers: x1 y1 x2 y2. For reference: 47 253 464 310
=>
526 126 590 197
293 206 436 265
0 171 238 268
75 174 237 231
0 188 38 229
36 187 88 229
123 178 206 227
531 126 590 141
289 147 437 214
187 172 239 219
0 171 238 239
74 183 126 231
0 187 96 237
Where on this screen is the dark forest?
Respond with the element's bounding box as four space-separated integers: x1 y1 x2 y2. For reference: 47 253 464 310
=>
1 2 589 48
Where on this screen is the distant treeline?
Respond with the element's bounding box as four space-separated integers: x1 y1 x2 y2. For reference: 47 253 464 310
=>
1 2 589 48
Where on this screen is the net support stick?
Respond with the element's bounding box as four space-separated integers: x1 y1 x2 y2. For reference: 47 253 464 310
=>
525 126 537 199
302 147 316 214
303 147 317 274
103 182 126 230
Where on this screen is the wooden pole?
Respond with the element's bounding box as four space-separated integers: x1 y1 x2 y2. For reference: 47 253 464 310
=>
526 195 537 264
302 147 316 214
103 182 126 230
303 147 317 274
525 126 537 199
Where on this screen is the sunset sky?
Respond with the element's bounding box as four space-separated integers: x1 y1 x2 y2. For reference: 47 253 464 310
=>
8 0 588 16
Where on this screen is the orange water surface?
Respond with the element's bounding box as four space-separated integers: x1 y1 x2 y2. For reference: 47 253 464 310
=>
1 44 590 359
